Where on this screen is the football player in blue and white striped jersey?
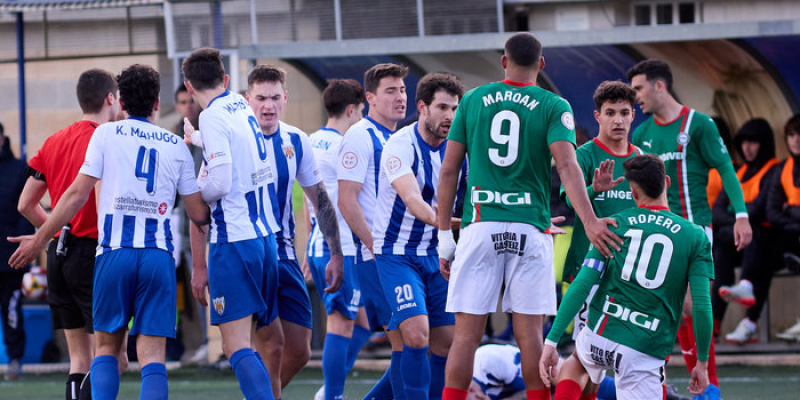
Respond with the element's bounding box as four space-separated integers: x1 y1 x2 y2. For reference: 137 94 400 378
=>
9 64 210 400
373 72 466 400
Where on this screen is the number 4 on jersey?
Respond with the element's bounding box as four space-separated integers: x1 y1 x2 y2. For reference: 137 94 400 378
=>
135 145 159 196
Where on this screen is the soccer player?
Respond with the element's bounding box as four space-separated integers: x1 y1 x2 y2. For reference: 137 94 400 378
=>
183 48 281 400
541 154 714 400
437 32 621 400
337 63 409 399
627 59 751 398
15 68 123 400
244 64 344 396
306 79 372 400
9 64 209 400
374 72 466 400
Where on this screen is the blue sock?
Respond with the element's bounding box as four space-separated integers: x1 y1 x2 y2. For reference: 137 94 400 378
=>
597 376 617 400
429 353 447 400
230 348 274 400
140 362 168 400
90 355 119 400
402 345 430 400
346 326 371 372
323 333 350 400
363 367 394 400
390 351 406 400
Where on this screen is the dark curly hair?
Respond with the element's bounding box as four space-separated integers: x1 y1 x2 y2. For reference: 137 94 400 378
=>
624 154 667 199
117 64 160 118
416 72 464 106
182 47 225 91
592 80 636 111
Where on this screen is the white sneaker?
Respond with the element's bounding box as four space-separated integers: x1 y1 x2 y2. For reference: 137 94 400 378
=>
314 385 325 400
719 281 756 308
725 319 757 344
776 318 800 342
183 343 209 365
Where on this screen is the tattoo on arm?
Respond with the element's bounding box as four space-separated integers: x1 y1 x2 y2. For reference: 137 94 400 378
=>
311 183 343 256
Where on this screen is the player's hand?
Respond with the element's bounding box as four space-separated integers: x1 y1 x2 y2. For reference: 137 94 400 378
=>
439 258 451 281
584 216 621 258
191 263 209 307
7 235 43 269
733 217 752 251
539 344 560 387
183 117 201 147
549 216 567 235
301 257 312 282
450 217 461 231
592 160 625 193
438 229 457 261
688 361 710 395
324 254 344 293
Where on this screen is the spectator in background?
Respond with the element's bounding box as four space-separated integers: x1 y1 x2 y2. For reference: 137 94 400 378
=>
714 118 781 344
0 124 35 380
766 114 800 342
707 117 734 210
173 84 208 365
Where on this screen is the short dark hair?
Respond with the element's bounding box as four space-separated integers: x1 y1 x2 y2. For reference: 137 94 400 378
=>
364 63 408 94
117 64 160 118
785 114 800 137
504 32 542 68
592 80 636 111
416 72 464 106
626 59 674 93
76 69 117 114
181 47 225 91
624 154 667 199
174 83 188 101
247 64 287 89
323 79 365 118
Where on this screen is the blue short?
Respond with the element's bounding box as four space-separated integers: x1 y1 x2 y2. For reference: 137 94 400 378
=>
208 236 279 327
278 259 313 329
375 254 454 331
353 256 392 330
309 255 360 320
93 248 176 338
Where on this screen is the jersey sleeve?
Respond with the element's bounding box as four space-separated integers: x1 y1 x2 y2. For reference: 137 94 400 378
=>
79 126 106 179
199 110 233 170
296 133 322 188
177 144 200 196
381 135 415 184
688 229 715 280
546 97 577 147
694 116 730 170
446 90 470 145
27 137 48 176
337 129 372 183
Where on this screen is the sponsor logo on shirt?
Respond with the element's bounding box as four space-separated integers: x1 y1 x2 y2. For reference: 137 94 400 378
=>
158 202 168 215
213 296 225 315
643 140 653 148
472 190 532 206
342 152 358 169
595 190 633 201
590 344 622 372
490 232 527 256
602 297 661 332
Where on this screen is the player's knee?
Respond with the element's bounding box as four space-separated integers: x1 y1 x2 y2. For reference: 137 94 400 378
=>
403 329 429 349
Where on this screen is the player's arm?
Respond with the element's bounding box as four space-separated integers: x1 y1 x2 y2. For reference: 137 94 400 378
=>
436 140 466 279
197 111 233 203
8 174 97 269
183 193 210 225
540 255 604 386
189 221 209 306
338 180 373 252
303 181 343 293
17 176 49 228
552 141 621 258
337 132 375 254
393 174 436 225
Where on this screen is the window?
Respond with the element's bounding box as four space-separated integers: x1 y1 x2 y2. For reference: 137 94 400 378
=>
632 1 699 26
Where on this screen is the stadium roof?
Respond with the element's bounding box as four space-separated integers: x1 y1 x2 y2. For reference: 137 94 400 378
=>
0 0 161 12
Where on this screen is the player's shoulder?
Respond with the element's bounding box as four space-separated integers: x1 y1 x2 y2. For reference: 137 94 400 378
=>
689 110 718 133
279 120 307 137
342 118 376 145
576 139 598 155
386 123 415 145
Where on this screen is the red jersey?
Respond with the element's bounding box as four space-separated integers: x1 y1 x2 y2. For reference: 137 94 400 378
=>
28 120 99 239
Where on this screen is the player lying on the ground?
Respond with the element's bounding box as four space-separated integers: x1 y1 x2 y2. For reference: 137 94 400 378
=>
540 154 714 400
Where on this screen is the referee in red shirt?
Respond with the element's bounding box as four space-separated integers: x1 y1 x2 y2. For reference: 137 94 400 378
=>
16 69 122 400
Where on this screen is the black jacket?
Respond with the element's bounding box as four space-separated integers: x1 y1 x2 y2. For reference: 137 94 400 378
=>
0 137 35 272
766 155 800 235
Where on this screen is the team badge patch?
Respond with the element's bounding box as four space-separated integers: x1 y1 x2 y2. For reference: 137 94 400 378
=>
282 144 295 159
677 132 690 145
213 296 225 315
561 112 575 130
342 152 358 169
386 156 402 174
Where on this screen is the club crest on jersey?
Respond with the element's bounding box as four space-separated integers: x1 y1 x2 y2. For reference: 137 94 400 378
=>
342 152 358 169
213 296 225 315
282 144 295 159
677 132 690 146
158 202 168 215
386 156 402 174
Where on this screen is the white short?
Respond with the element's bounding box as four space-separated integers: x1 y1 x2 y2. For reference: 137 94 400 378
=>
445 221 556 315
574 327 666 400
572 284 599 341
